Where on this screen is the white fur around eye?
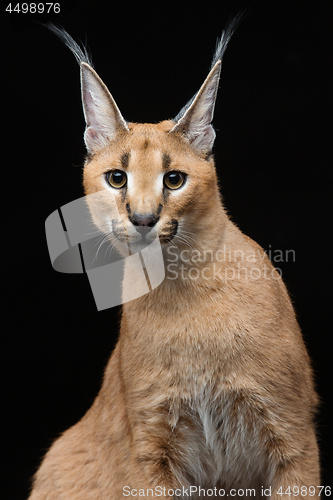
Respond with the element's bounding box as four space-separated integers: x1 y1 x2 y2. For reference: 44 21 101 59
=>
155 173 164 194
126 172 134 194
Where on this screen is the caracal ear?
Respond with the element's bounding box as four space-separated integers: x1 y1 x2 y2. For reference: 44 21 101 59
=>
170 14 243 154
170 60 221 154
80 62 129 154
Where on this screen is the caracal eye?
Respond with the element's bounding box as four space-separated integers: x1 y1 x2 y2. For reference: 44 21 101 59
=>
106 170 127 189
163 171 186 190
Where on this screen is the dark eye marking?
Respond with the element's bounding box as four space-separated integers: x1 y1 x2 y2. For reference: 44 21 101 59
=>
121 152 130 169
162 152 171 171
163 188 170 203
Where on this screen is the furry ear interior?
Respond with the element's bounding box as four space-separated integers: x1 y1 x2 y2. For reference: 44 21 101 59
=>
170 61 221 153
80 63 128 154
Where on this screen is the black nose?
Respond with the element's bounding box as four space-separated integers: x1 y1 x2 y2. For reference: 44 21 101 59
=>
130 213 158 229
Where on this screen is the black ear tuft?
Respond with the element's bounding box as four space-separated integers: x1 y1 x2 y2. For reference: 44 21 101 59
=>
173 13 245 126
47 23 94 67
47 24 128 153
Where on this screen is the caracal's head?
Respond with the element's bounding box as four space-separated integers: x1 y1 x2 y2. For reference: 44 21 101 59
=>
50 20 240 257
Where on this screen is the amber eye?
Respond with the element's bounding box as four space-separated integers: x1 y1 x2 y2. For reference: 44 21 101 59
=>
163 171 185 190
106 170 127 189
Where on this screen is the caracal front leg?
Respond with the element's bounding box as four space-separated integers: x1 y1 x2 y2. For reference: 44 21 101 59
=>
270 428 320 500
127 405 184 498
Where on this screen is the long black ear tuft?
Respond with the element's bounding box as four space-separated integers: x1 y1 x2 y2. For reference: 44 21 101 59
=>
47 24 128 154
47 23 94 67
171 13 245 154
209 12 245 72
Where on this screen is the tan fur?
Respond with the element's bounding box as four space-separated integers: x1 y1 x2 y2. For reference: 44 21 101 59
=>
30 31 320 499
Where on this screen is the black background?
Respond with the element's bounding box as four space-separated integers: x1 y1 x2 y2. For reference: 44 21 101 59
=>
3 0 332 498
